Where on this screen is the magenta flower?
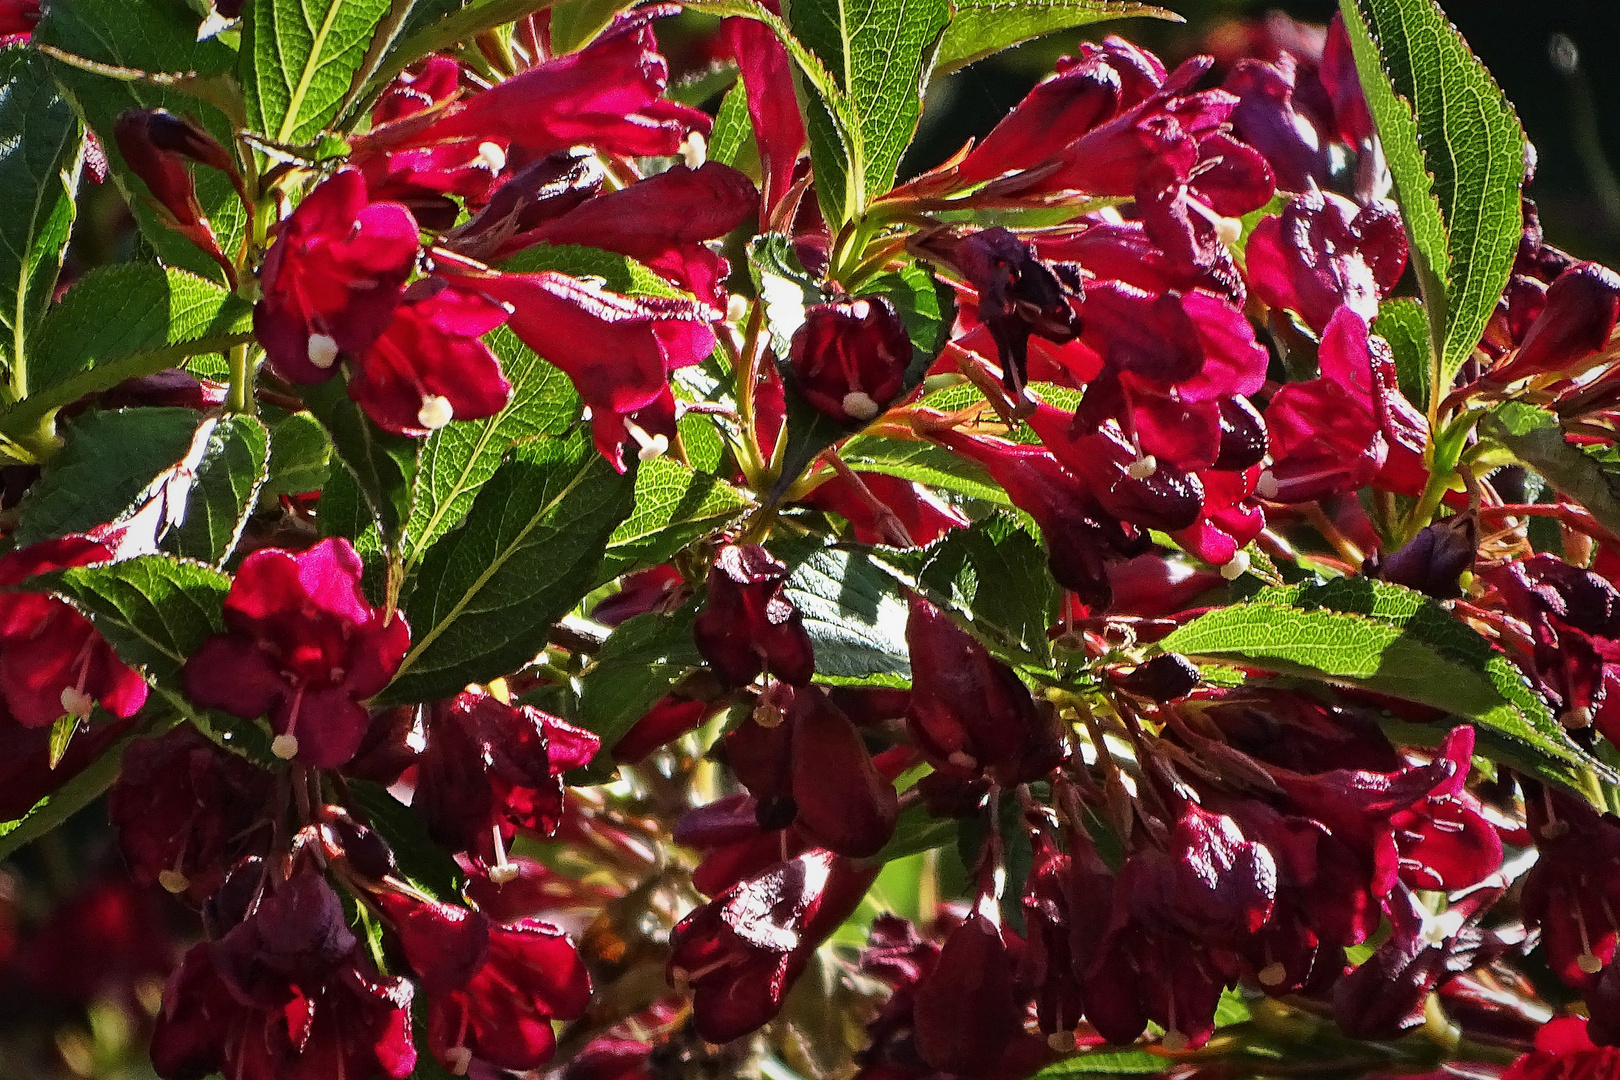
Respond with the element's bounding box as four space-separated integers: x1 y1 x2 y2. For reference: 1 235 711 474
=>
377 893 591 1074
253 171 421 385
801 472 968 547
0 536 149 727
1224 53 1334 192
1503 1018 1620 1080
182 538 410 768
721 6 806 216
346 278 512 436
1521 783 1620 990
459 268 716 471
371 55 461 125
789 297 914 423
1246 191 1407 332
693 544 815 689
1490 261 1620 384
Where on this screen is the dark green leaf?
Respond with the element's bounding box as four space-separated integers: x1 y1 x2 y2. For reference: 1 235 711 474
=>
576 602 703 777
260 409 332 504
26 555 230 683
316 463 388 601
870 799 957 863
1373 296 1431 407
164 414 270 565
405 324 581 564
36 0 247 282
776 539 911 686
0 718 157 862
347 778 465 901
837 435 1009 506
14 265 252 430
302 376 420 543
547 0 628 52
15 407 205 546
241 0 394 143
1031 1048 1172 1077
380 431 636 705
1160 577 1604 792
788 0 950 223
0 45 82 383
935 0 1178 74
918 513 1058 664
1482 402 1620 540
596 458 752 584
1338 0 1525 389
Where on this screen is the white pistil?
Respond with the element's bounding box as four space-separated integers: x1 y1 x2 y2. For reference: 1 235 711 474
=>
487 824 519 884
843 391 881 421
1127 454 1157 480
476 141 507 172
1047 1031 1077 1053
1258 961 1287 987
59 686 93 721
849 299 872 319
1255 469 1280 500
271 733 300 760
418 395 455 431
1160 1028 1189 1053
623 419 669 462
1220 551 1252 581
444 1047 473 1076
726 294 749 324
679 131 708 169
159 869 190 895
307 333 339 370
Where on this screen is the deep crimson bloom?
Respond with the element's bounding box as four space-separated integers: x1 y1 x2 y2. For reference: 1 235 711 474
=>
393 7 708 159
905 593 1065 783
372 55 462 124
721 6 806 216
789 297 914 423
150 873 416 1080
0 0 39 40
667 848 877 1043
1026 402 1205 532
17 876 175 1009
611 694 712 762
802 472 968 547
0 710 134 821
676 792 812 898
346 278 512 436
1135 131 1274 284
1246 192 1407 333
1365 513 1478 600
377 893 591 1073
182 538 411 768
912 914 1023 1074
497 163 757 306
1491 261 1620 384
590 564 685 626
0 535 148 727
1521 784 1620 990
414 688 600 861
461 269 716 470
1224 53 1333 192
253 171 420 385
723 683 898 858
1504 1018 1620 1080
108 724 272 901
693 544 815 688
113 109 237 277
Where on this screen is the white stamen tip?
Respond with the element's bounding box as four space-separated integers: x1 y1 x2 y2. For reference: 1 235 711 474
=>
753 701 785 729
1562 706 1595 730
59 686 93 720
486 863 520 885
679 131 708 169
1215 215 1244 247
726 294 749 323
843 391 881 420
1255 469 1279 500
1161 1029 1189 1053
849 299 872 320
1580 952 1605 975
307 333 339 369
444 1047 473 1076
947 750 978 771
1220 551 1251 581
1258 961 1287 987
476 141 506 172
418 395 455 431
271 734 300 760
637 433 670 462
1047 1031 1077 1053
158 870 190 895
1127 454 1157 480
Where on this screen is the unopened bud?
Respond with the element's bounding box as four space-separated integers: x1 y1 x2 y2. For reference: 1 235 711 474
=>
271 734 300 760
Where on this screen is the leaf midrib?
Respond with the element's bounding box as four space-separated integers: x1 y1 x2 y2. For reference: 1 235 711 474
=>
276 0 351 143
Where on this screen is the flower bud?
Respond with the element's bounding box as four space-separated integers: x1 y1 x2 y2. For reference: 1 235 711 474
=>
1493 261 1620 382
913 914 1021 1074
693 545 815 688
112 109 238 277
788 297 913 423
1364 513 1477 600
1116 652 1200 702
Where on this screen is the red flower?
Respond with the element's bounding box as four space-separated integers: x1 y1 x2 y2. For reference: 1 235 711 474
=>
253 171 420 386
912 914 1023 1074
721 7 806 216
346 277 512 436
802 472 968 547
1246 191 1407 333
693 544 815 688
0 536 148 727
182 538 410 768
461 269 716 471
789 297 914 423
0 0 39 41
1505 1018 1620 1080
1521 784 1620 990
113 109 239 279
1491 261 1620 384
377 893 591 1074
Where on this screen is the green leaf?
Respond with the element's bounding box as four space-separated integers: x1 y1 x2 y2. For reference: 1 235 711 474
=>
379 431 636 705
500 243 688 299
787 0 951 223
0 718 157 863
260 409 332 503
708 81 756 171
26 555 230 683
596 458 752 584
871 799 957 862
1482 402 1620 539
302 376 420 543
859 261 954 381
1159 577 1603 792
1373 296 1432 407
576 601 703 776
918 513 1058 664
368 0 561 102
15 407 206 546
1031 1048 1171 1077
164 414 270 565
1338 0 1525 390
241 0 394 143
0 45 82 385
36 0 247 283
547 0 628 53
776 540 911 685
935 0 1178 74
405 324 581 564
347 778 465 901
838 435 1010 506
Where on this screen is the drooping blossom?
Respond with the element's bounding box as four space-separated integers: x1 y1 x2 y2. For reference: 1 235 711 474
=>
182 538 410 768
693 544 815 688
789 296 915 423
1521 783 1620 990
801 472 968 547
1246 191 1407 332
113 108 240 279
720 3 806 217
